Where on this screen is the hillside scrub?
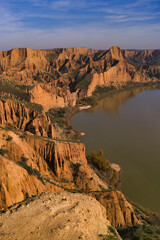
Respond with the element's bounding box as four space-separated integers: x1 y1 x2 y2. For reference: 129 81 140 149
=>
86 149 110 172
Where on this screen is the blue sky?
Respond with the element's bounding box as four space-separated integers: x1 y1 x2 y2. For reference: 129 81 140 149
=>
0 0 160 50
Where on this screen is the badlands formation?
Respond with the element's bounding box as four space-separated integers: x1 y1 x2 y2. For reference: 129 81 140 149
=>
0 46 160 239
0 46 159 110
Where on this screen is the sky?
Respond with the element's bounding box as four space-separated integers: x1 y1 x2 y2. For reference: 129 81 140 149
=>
0 0 160 51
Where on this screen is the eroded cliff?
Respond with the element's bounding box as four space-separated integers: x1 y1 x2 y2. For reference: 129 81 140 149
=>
0 126 139 228
0 99 60 138
0 46 159 237
0 46 159 110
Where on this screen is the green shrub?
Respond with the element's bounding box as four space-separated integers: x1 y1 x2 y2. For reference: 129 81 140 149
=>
118 225 160 240
108 226 117 237
0 78 30 101
0 148 8 156
21 155 28 163
70 163 81 172
19 134 26 139
98 234 117 240
46 107 67 127
17 161 45 185
93 85 116 95
23 102 43 114
77 97 97 106
107 235 117 240
86 149 109 172
6 135 13 141
16 85 34 91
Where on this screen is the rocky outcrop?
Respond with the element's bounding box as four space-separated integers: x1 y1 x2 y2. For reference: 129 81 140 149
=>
0 128 108 209
0 192 121 240
87 61 135 96
30 84 77 111
0 99 60 138
0 156 63 209
0 48 48 72
91 191 139 228
122 49 160 66
86 46 153 96
25 134 105 191
122 49 160 80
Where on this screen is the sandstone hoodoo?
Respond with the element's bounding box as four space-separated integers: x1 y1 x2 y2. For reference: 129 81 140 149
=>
0 46 160 240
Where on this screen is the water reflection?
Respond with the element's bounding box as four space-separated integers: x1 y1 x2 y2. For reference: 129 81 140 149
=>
71 86 160 212
90 86 158 116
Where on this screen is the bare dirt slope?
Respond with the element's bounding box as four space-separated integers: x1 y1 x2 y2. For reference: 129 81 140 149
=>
0 192 121 240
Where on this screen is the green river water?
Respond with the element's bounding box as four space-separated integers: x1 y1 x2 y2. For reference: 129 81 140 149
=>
71 87 160 212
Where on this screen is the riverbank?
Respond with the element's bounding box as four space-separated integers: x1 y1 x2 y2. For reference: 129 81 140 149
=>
63 81 160 139
71 84 160 213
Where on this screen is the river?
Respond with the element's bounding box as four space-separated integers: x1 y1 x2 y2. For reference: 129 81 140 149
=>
71 86 160 212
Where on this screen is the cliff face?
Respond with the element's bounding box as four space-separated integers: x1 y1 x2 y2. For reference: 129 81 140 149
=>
0 127 139 228
122 49 160 66
25 134 105 191
0 127 108 208
0 156 62 209
122 49 160 81
0 99 59 138
30 84 78 111
0 46 159 110
91 191 139 228
0 48 48 72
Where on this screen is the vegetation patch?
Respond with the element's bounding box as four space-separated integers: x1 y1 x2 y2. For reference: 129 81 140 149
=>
132 202 160 226
86 149 110 172
118 224 160 240
98 234 117 240
108 226 117 237
0 78 31 101
19 134 27 140
46 107 68 127
77 97 97 106
21 155 28 163
77 73 93 90
0 148 8 156
16 85 34 91
70 163 81 172
86 149 120 187
23 101 43 114
93 85 116 96
6 135 13 141
118 201 160 240
17 161 45 185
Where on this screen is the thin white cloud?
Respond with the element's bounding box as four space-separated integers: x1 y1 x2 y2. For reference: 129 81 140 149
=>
28 0 89 10
106 15 155 23
98 0 159 25
0 6 23 32
0 0 160 50
51 0 71 9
